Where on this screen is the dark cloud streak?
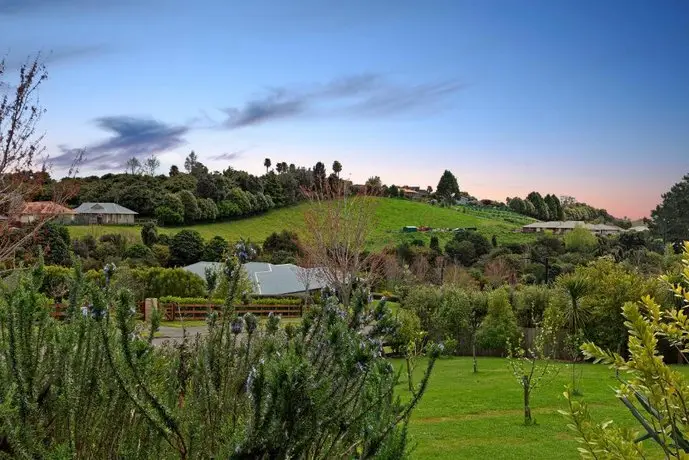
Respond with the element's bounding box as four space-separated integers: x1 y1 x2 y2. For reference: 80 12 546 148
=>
221 74 462 129
53 116 190 171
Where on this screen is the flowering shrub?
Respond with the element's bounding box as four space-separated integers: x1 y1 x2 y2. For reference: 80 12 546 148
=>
0 252 436 458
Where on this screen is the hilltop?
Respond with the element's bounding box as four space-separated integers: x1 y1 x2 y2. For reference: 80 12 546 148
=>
68 198 537 250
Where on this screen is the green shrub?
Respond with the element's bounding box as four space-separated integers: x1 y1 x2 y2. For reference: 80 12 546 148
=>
478 288 520 353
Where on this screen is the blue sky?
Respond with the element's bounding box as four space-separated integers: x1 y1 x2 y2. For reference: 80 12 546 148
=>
2 0 688 218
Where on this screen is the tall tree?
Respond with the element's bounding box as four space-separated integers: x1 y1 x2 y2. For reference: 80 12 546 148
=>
436 170 460 203
263 158 271 174
184 151 198 173
650 173 689 243
169 165 179 176
144 155 160 176
544 194 564 220
526 191 550 220
332 160 342 178
313 161 326 194
125 157 141 175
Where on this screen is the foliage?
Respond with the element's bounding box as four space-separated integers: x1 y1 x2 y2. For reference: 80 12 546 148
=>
435 170 460 203
650 173 689 243
526 191 550 220
202 235 229 262
0 256 437 458
177 189 200 223
561 243 689 459
507 322 559 425
141 222 158 246
169 229 204 266
159 296 302 305
124 243 154 261
478 288 520 352
37 222 72 266
564 227 598 253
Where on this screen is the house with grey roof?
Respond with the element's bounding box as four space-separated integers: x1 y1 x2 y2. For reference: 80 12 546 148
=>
73 202 138 225
182 261 328 296
521 221 623 235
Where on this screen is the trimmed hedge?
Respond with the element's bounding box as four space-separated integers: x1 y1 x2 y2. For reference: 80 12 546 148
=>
159 296 302 306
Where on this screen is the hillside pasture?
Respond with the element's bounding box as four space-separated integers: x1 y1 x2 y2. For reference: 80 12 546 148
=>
68 198 537 249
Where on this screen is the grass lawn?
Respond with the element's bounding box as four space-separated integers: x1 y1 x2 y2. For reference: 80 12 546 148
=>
68 198 537 249
398 356 679 459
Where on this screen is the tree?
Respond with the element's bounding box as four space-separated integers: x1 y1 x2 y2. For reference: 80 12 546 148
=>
125 157 142 175
169 229 204 266
302 189 381 307
445 239 475 266
140 222 158 247
38 222 71 266
365 176 382 195
202 235 229 262
465 291 488 373
312 161 326 194
184 150 198 173
526 192 550 220
436 170 460 203
557 272 591 394
544 194 564 220
561 243 689 459
169 165 179 176
0 55 80 263
507 322 559 425
144 155 160 176
332 160 342 178
650 173 689 243
563 226 597 253
508 197 526 214
263 157 271 174
176 190 200 223
478 288 520 353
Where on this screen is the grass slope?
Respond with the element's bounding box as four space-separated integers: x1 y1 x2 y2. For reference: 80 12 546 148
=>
401 357 673 459
68 198 536 249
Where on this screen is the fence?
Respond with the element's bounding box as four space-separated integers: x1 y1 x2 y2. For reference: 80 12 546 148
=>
160 302 303 321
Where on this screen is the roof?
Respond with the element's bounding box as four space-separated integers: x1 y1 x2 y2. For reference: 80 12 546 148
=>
522 221 623 232
243 262 328 295
628 225 650 232
73 202 138 215
21 201 75 215
182 261 329 296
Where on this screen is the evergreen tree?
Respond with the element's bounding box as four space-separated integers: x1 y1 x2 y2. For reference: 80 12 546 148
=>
526 191 550 220
436 170 460 203
650 173 689 243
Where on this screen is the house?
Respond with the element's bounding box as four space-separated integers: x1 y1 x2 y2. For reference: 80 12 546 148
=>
401 185 429 199
521 221 623 235
628 225 650 233
18 201 75 224
182 261 329 296
73 202 138 225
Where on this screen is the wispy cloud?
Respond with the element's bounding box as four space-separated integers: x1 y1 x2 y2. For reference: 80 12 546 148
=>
221 74 462 129
52 116 190 170
209 150 244 161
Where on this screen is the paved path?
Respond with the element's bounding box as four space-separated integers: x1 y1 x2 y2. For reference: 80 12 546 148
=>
152 326 208 347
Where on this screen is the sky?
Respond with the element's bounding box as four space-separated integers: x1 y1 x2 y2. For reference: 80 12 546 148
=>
1 0 688 219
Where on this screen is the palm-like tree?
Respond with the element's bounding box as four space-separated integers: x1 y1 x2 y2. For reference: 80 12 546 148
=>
263 158 271 174
332 160 342 178
557 273 591 394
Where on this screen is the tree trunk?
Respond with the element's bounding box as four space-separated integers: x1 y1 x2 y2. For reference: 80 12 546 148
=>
406 356 414 392
472 336 478 373
523 376 531 425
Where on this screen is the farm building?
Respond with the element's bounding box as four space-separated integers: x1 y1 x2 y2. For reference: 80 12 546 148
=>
521 221 623 235
183 261 328 296
73 202 138 224
18 201 75 224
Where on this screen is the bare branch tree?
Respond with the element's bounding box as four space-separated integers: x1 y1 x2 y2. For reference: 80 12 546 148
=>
301 180 382 307
0 55 81 265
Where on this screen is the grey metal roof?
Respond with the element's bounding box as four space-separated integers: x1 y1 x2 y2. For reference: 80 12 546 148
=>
73 202 138 215
522 221 622 232
183 261 328 296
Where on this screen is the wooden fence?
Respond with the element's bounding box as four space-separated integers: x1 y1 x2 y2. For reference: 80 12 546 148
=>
161 303 303 321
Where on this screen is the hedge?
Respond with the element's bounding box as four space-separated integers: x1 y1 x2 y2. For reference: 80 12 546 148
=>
159 296 302 306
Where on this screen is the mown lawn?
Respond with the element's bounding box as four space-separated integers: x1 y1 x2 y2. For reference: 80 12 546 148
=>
68 198 536 249
398 357 679 459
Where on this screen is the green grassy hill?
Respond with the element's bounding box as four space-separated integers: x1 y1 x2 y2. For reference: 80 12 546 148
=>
68 198 536 249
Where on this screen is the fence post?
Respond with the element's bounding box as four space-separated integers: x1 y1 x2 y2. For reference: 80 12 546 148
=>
144 298 158 322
